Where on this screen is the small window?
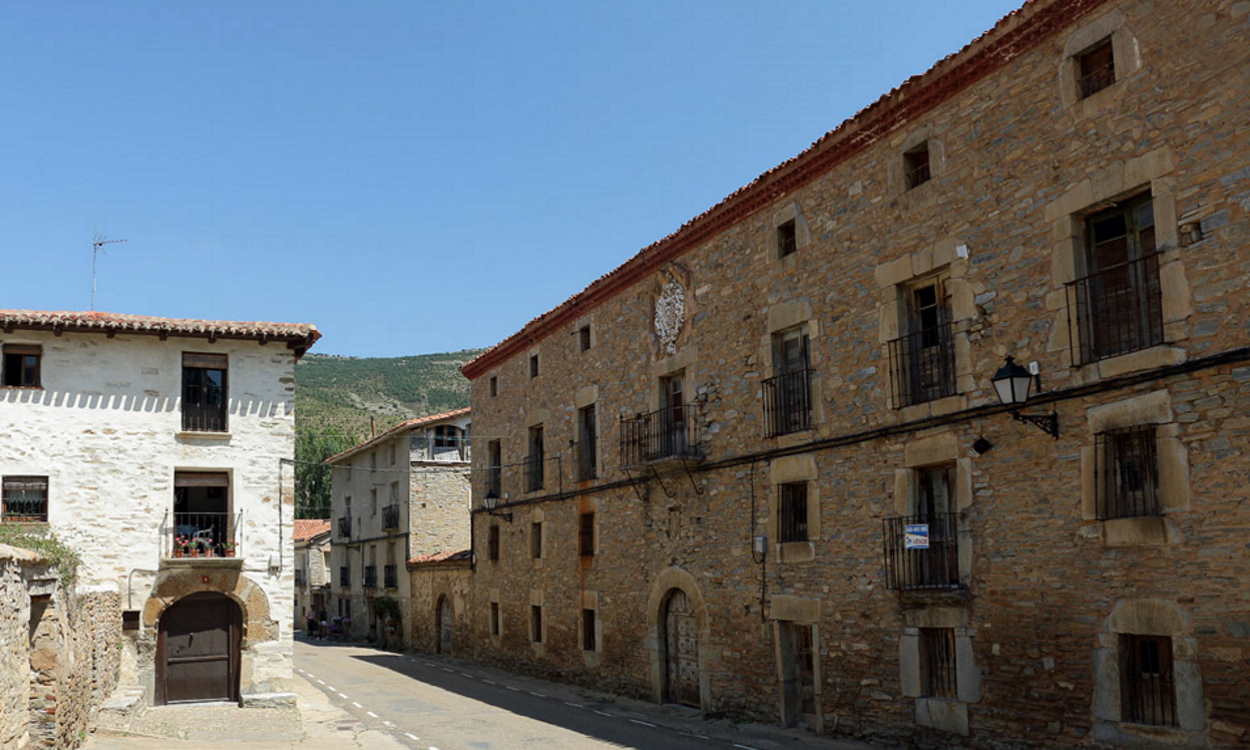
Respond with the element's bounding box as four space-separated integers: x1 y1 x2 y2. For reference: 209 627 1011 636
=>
370 488 377 516
1097 426 1160 520
920 627 957 698
530 521 543 559
488 525 500 561
904 142 931 189
2 345 41 388
530 354 539 378
527 424 544 492
579 512 595 557
582 608 597 652
577 405 597 481
388 442 396 466
489 376 498 397
1120 634 1177 726
778 482 808 543
490 602 500 636
777 219 798 258
530 605 543 643
181 352 227 432
579 325 592 352
1078 37 1115 98
434 425 460 448
2 476 48 522
486 440 502 498
370 452 377 471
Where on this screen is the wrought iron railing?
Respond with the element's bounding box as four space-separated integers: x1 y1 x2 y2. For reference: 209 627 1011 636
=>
882 513 961 591
382 504 400 530
888 321 957 408
1 476 47 522
620 405 702 466
1066 253 1163 365
364 565 377 589
525 453 544 492
384 564 398 589
337 515 352 538
763 369 813 437
167 511 239 558
181 402 228 432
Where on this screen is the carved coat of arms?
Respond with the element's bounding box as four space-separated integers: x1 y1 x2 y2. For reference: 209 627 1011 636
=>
654 275 686 356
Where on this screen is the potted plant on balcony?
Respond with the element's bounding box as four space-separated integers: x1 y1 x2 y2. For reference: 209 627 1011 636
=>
222 541 236 558
173 536 190 558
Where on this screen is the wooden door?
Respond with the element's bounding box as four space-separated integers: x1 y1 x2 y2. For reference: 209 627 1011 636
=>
437 596 453 654
663 589 700 707
158 592 240 705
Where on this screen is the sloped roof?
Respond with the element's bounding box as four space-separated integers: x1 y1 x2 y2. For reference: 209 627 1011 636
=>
294 519 331 542
407 549 472 567
461 0 1110 379
322 407 471 465
0 309 320 354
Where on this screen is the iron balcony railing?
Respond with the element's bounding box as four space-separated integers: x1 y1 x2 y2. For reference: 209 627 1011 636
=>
363 565 377 589
882 513 961 591
525 453 544 492
620 405 702 466
763 369 813 437
338 566 350 587
1066 253 1164 366
382 504 400 530
888 321 957 408
384 564 398 589
167 511 240 558
337 515 352 539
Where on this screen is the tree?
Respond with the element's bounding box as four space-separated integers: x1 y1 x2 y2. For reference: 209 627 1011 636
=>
294 428 359 519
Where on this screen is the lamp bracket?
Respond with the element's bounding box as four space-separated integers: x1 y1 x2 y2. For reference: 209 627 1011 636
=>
1011 409 1060 439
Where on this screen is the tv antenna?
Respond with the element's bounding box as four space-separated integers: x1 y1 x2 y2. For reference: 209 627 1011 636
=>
90 235 127 310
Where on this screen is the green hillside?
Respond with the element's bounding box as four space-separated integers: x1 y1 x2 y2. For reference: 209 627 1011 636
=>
292 348 484 518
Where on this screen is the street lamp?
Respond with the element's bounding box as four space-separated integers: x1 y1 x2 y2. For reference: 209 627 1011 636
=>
991 356 1059 439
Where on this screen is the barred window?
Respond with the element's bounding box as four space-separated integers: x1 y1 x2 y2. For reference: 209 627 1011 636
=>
778 483 808 543
1096 426 1160 519
1120 634 1177 726
920 627 957 698
2 476 48 522
1077 37 1115 98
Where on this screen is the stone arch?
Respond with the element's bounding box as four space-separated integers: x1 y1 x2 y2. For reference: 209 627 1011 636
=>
141 569 276 645
645 567 711 709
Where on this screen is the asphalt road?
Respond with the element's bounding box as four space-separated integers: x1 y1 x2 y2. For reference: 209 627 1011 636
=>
294 639 750 750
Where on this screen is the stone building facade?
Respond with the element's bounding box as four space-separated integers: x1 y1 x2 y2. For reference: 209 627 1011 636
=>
294 519 331 628
455 1 1250 747
326 408 471 645
0 309 319 709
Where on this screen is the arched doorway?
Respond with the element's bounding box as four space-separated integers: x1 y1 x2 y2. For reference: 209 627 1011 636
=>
436 595 453 654
157 592 241 705
661 588 700 707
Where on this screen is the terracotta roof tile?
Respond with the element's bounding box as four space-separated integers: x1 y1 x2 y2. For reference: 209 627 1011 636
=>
323 407 471 465
407 549 472 566
0 309 320 351
293 519 331 541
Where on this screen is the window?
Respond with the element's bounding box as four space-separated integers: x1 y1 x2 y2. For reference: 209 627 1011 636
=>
777 219 798 258
370 451 377 471
904 142 931 189
577 405 597 480
2 476 48 522
489 376 498 397
530 605 543 643
526 425 544 492
2 345 41 388
579 512 595 557
1096 426 1159 519
1120 634 1176 726
388 442 396 466
530 521 543 559
920 627 957 698
173 472 230 556
488 524 500 561
765 327 811 436
1070 193 1162 364
487 440 502 498
434 425 459 448
582 609 597 651
530 354 539 378
579 325 592 352
889 276 955 407
490 602 500 636
778 482 808 543
181 353 227 432
370 488 377 517
1077 37 1115 98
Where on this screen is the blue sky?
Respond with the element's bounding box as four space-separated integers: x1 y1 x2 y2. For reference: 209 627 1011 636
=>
0 1 1020 357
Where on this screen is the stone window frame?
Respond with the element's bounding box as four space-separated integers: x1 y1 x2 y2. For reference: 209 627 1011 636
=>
760 300 823 445
489 374 498 398
529 508 544 565
528 591 545 653
770 201 811 265
1044 148 1189 382
892 431 974 583
577 496 600 560
1079 390 1189 547
875 239 974 421
529 351 539 379
580 590 602 667
769 595 823 733
889 128 946 201
768 455 820 563
488 591 502 642
1058 9 1143 119
1092 599 1205 744
574 385 599 481
899 606 981 737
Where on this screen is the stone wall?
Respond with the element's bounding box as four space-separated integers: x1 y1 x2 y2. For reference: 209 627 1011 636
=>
457 0 1250 747
406 560 472 654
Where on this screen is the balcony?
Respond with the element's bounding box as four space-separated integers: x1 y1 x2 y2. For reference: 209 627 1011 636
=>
337 515 352 539
363 565 377 589
620 405 702 466
882 513 961 591
384 564 398 589
382 504 400 531
1066 253 1163 365
165 511 240 560
888 321 957 408
763 369 813 437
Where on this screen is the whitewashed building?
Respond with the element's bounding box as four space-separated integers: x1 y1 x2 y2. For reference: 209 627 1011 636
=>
0 309 319 706
326 408 470 645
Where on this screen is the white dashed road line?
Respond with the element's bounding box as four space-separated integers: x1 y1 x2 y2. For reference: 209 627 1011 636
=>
482 679 497 685
352 702 362 708
593 710 612 717
404 733 419 741
366 711 378 718
564 701 584 708
527 690 546 697
630 719 658 728
506 686 521 692
733 745 761 750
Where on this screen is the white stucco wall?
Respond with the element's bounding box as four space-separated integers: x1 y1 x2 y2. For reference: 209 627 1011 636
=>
0 330 297 693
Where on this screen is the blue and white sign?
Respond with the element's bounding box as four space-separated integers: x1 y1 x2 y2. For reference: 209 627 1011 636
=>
904 523 930 550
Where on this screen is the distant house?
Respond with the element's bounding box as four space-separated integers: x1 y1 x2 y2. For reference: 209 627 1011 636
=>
294 519 332 627
325 408 470 645
0 309 318 707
